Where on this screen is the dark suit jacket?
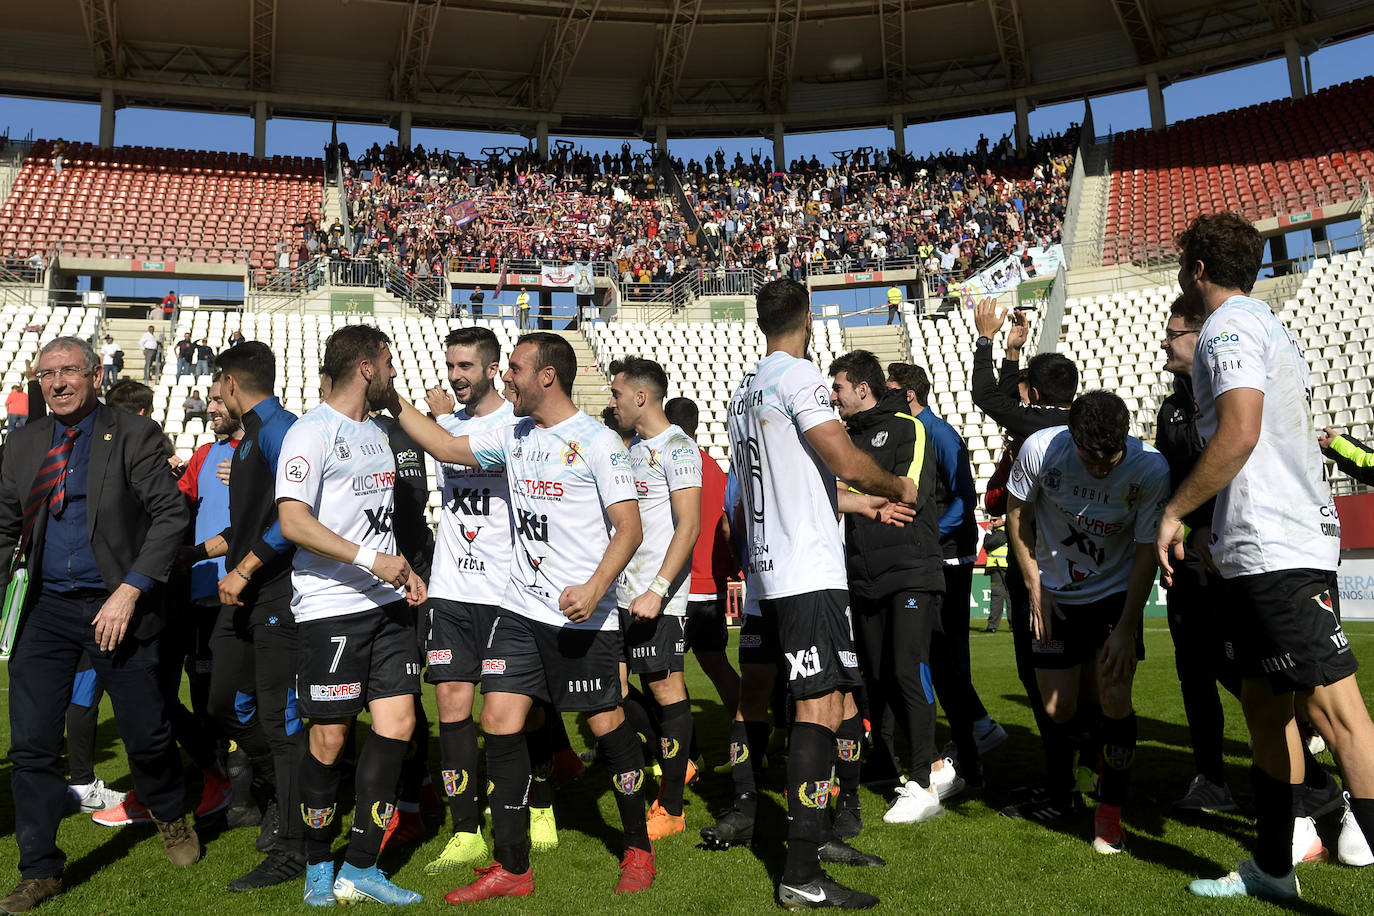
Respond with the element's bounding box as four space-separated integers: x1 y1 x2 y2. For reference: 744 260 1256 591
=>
0 404 189 639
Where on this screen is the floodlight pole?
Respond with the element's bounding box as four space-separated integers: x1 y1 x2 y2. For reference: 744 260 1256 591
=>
99 87 116 149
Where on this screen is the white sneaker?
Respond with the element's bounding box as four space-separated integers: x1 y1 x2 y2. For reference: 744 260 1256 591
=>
928 759 966 801
1292 816 1329 865
67 778 127 814
883 781 944 824
1338 792 1373 867
1306 733 1327 757
973 718 1008 756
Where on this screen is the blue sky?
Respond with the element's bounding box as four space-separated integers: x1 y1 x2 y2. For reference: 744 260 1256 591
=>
3 33 1372 165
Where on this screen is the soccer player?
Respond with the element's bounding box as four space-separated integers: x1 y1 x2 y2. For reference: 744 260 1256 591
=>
828 350 946 826
1006 391 1169 854
723 279 917 909
388 332 655 902
418 327 514 874
1157 213 1374 898
207 341 308 890
277 324 427 906
608 356 702 841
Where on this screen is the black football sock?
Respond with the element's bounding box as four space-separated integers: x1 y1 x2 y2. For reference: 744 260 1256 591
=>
1042 716 1078 796
621 690 658 766
600 719 651 854
485 732 532 875
835 713 863 802
526 715 554 809
782 723 836 886
1300 741 1328 789
745 721 771 778
298 751 343 866
344 732 409 869
397 698 429 806
438 718 482 833
1096 712 1137 807
656 700 693 817
1071 703 1102 776
729 720 759 798
546 707 573 752
1252 764 1295 878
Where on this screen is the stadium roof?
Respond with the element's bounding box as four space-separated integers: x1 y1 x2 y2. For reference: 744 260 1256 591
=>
3 1 1374 141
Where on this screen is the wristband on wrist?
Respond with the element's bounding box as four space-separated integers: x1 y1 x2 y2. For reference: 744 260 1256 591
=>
353 544 379 573
976 336 993 347
233 567 251 582
648 576 671 598
1181 522 1193 542
189 542 210 564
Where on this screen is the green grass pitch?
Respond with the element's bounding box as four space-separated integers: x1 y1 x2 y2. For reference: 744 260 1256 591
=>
2 620 1372 914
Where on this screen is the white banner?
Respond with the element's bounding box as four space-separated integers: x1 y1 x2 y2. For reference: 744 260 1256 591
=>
540 262 576 288
952 244 1065 303
1339 558 1374 620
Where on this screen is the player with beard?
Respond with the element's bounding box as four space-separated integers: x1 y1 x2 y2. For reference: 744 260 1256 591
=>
608 356 702 841
721 279 918 910
387 332 655 902
416 327 515 874
278 324 427 906
1160 214 1374 900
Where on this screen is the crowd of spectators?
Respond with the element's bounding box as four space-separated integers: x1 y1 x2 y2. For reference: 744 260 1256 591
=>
334 126 1078 294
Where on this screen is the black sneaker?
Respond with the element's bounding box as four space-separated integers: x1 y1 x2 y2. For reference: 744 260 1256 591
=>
254 800 280 853
1000 790 1082 822
227 847 306 891
1296 771 1344 819
700 794 756 850
832 797 862 841
818 839 886 867
776 874 878 910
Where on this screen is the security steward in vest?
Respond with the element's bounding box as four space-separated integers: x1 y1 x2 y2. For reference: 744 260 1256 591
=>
982 519 1009 633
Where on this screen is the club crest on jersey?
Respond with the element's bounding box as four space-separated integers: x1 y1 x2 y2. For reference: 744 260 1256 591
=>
301 803 336 829
563 441 582 465
661 737 681 760
647 448 661 468
442 768 469 797
729 741 749 765
371 801 395 829
614 769 644 796
334 437 352 461
1123 483 1141 509
837 738 860 762
871 430 889 448
798 780 832 810
1044 467 1062 490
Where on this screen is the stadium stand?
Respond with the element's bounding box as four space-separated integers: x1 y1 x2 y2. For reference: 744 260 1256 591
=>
0 301 101 424
1104 77 1374 265
0 140 323 273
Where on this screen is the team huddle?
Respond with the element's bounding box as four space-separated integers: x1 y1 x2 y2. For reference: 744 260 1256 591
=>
6 210 1374 912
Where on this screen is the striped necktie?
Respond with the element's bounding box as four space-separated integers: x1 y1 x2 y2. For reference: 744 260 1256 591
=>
20 426 82 550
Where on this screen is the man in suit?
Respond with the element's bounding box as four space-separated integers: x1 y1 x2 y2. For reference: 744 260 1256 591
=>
0 336 197 915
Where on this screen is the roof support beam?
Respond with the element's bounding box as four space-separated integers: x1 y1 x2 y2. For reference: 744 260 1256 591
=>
986 0 1029 89
766 0 801 113
249 0 277 92
529 0 601 112
879 0 907 104
393 0 441 102
1258 0 1310 30
78 0 123 79
1110 0 1162 64
647 0 702 115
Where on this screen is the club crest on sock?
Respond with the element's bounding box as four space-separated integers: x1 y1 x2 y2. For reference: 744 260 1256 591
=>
301 803 336 829
371 801 396 829
442 768 469 797
836 738 860 762
614 769 644 796
798 780 832 810
729 741 749 765
661 737 680 760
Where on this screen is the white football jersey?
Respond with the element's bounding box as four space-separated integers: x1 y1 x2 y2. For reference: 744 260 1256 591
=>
617 424 703 616
276 403 404 622
470 410 639 631
1007 426 1170 605
727 351 847 601
1192 295 1340 576
429 402 516 606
